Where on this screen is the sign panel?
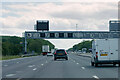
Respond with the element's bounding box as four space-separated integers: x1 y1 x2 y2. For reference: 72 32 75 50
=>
25 31 120 39
109 20 120 31
36 20 49 31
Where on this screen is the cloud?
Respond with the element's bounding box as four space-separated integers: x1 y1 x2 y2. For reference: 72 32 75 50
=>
1 2 118 32
49 3 117 19
1 2 118 49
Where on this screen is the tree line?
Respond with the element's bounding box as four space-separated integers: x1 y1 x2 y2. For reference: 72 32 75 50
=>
68 40 92 52
2 36 55 56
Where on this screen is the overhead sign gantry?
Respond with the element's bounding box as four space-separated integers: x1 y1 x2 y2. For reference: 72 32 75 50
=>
25 31 120 39
23 20 120 53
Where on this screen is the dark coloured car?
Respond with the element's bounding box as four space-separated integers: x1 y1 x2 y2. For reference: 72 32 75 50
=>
54 49 68 60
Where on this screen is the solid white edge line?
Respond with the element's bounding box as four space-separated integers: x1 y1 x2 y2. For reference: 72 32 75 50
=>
6 74 16 77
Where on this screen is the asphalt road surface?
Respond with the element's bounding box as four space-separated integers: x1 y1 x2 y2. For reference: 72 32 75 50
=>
2 53 119 79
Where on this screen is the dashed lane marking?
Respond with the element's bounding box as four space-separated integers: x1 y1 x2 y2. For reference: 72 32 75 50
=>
93 75 99 79
76 63 79 64
81 67 85 69
41 64 44 66
33 68 37 71
28 65 35 68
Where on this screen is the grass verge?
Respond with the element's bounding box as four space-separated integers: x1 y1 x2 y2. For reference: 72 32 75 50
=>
1 55 22 60
1 54 41 60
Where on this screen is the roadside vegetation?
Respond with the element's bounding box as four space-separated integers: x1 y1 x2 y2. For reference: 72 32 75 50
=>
2 55 21 60
68 40 92 52
1 36 55 60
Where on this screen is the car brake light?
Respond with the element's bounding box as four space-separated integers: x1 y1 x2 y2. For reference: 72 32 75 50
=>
96 52 98 58
65 51 67 54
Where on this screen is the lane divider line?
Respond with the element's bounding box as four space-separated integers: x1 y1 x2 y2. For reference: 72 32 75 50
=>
4 65 8 67
41 64 44 66
81 67 85 69
33 68 37 71
93 75 99 79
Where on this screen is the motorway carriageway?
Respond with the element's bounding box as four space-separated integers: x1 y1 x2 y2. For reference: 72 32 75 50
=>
1 53 119 79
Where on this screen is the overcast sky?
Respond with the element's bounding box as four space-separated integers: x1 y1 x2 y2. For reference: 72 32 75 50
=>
0 1 118 49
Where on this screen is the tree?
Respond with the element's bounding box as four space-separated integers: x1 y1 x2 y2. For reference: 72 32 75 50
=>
2 36 55 56
68 40 92 52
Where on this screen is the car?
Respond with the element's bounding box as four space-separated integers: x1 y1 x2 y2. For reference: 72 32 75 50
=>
54 49 68 60
47 52 53 56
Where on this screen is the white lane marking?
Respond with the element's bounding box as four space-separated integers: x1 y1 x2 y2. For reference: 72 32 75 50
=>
81 67 85 69
41 64 44 66
16 71 22 73
33 68 37 71
4 65 8 67
6 74 16 77
93 75 99 79
69 58 75 62
76 63 79 64
16 78 22 80
2 56 40 62
28 65 35 68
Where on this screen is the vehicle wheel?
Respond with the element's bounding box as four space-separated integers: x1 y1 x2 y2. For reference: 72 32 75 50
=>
119 63 120 67
95 63 98 67
66 57 68 60
91 62 94 66
113 63 116 66
54 58 56 60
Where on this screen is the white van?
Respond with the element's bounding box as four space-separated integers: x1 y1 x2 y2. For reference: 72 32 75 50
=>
91 39 120 67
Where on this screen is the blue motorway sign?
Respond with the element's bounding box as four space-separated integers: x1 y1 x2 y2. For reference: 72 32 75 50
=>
24 31 120 39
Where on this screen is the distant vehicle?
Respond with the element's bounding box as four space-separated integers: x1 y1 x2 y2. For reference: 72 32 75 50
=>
51 49 55 54
82 48 87 53
42 45 50 56
47 52 53 56
91 39 120 67
54 49 68 60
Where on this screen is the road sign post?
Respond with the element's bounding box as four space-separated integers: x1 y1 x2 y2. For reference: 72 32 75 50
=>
24 34 27 54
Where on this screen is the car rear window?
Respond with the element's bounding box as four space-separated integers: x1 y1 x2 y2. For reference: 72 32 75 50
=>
56 50 65 54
